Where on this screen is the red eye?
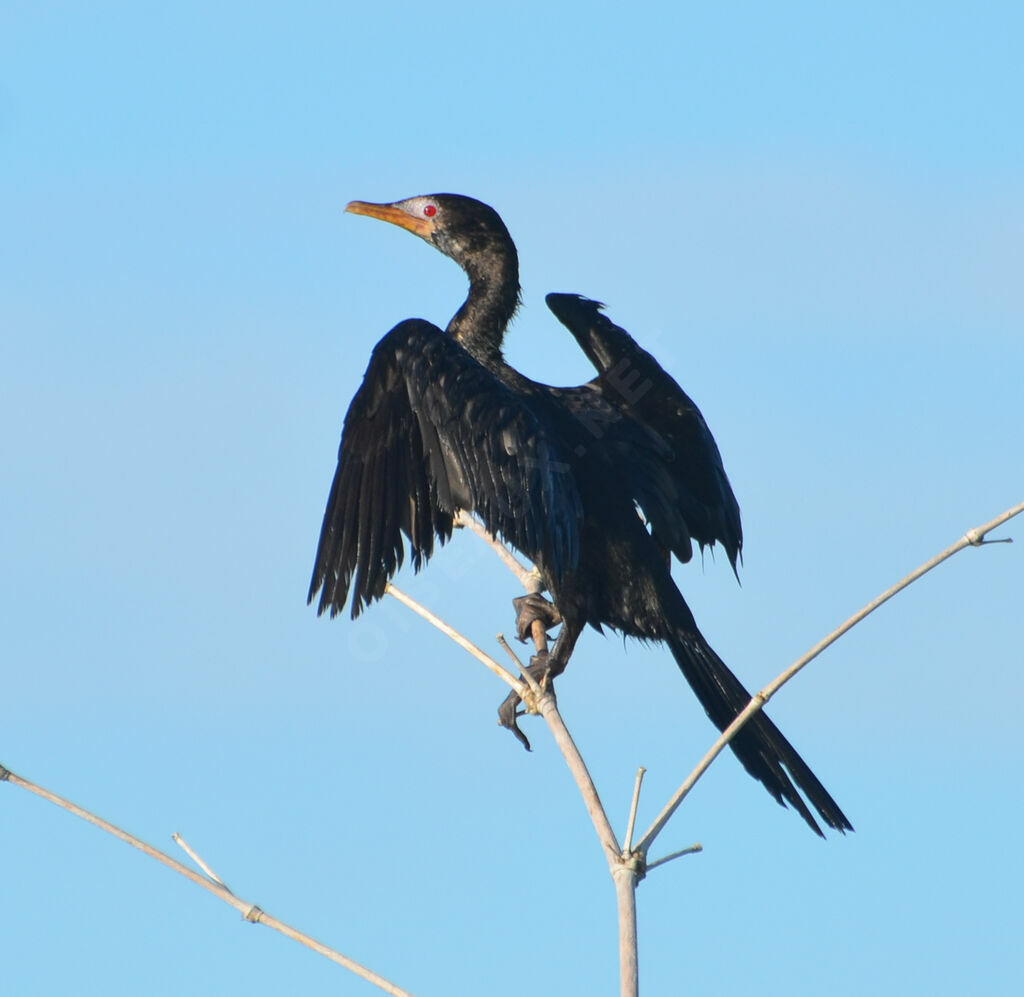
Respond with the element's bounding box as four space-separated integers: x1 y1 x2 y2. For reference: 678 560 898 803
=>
423 204 437 217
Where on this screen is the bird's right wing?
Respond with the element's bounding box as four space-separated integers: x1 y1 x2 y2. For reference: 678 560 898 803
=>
309 319 582 619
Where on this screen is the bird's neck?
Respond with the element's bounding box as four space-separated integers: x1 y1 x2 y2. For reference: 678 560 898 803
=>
445 255 520 370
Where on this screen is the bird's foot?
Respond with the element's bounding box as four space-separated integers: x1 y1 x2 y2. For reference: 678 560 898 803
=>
497 651 556 751
512 593 562 643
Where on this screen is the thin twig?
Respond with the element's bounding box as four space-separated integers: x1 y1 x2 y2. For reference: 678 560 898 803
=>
646 844 703 873
385 583 524 695
496 633 525 672
454 511 549 650
455 511 534 588
635 499 1024 854
622 767 646 855
173 832 232 892
496 633 542 696
0 764 416 997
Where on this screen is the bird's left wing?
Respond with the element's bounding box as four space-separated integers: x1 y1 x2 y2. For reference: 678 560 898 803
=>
309 319 582 619
546 293 742 573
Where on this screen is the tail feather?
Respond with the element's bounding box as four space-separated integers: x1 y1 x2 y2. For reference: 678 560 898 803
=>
667 628 853 836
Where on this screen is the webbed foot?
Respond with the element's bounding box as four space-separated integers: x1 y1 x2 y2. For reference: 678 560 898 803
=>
512 593 562 643
496 651 556 751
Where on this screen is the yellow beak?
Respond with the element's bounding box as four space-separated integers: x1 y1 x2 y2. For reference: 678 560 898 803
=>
345 200 435 238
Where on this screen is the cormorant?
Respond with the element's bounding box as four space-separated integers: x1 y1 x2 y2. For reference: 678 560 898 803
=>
309 194 851 836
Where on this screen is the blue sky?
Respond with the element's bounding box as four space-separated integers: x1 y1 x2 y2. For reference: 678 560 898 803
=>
3 2 1022 994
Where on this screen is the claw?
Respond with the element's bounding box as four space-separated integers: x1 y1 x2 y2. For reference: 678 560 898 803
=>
497 695 532 751
512 593 562 643
496 651 555 751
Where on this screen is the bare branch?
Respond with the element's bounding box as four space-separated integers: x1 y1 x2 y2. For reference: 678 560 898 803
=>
613 867 639 997
454 512 549 651
495 633 526 672
454 518 638 994
527 617 549 655
0 764 417 997
533 693 621 859
635 499 1024 854
385 583 525 695
495 633 544 697
622 767 646 855
646 844 703 873
455 511 536 588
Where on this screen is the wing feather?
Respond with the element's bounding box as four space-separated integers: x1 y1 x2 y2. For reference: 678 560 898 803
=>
309 319 582 618
546 293 742 573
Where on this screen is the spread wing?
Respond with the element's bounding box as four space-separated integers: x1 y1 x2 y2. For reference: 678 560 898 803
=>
309 318 582 618
546 292 742 573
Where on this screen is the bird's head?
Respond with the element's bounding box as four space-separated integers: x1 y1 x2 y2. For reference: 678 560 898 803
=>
345 193 517 284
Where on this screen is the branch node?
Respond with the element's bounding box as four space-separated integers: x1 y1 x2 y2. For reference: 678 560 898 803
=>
965 527 1013 547
0 762 11 782
521 683 552 718
614 849 647 886
244 904 265 924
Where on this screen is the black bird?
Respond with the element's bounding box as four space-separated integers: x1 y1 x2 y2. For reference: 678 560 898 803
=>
309 194 851 836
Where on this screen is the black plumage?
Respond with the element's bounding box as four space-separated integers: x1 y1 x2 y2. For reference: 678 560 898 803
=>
309 193 851 836
545 292 743 574
310 319 581 617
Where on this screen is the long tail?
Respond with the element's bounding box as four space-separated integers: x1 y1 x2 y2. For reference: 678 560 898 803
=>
665 623 852 836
